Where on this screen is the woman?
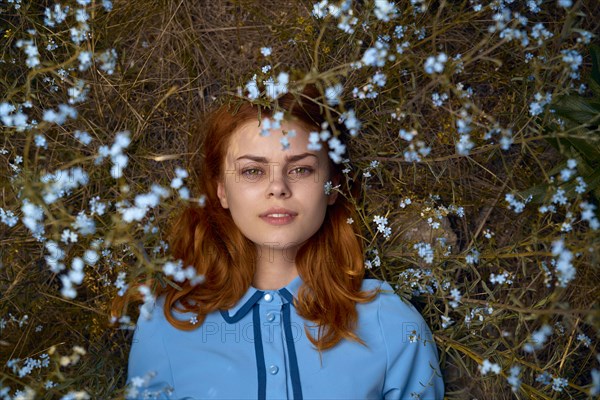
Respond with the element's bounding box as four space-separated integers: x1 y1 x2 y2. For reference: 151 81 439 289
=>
126 86 445 399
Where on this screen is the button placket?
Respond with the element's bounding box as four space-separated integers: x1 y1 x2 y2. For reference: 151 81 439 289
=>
259 293 288 398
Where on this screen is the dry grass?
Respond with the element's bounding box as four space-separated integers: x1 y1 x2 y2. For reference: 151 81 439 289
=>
1 0 599 398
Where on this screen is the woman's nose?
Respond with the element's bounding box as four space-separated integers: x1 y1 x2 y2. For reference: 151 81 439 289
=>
266 168 291 198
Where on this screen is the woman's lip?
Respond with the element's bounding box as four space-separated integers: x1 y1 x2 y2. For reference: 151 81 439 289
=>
259 208 298 217
260 214 296 225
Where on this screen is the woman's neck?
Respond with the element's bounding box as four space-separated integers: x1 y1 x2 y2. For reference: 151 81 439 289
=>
253 246 298 290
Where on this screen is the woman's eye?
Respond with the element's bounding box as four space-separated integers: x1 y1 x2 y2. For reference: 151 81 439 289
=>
241 168 263 176
290 167 313 176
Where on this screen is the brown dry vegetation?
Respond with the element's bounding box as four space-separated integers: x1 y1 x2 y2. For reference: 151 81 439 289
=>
1 0 600 398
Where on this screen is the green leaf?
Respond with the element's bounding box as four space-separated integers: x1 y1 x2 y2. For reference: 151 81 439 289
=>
518 161 600 205
563 138 600 165
589 78 600 97
552 95 600 126
543 129 600 166
516 183 550 204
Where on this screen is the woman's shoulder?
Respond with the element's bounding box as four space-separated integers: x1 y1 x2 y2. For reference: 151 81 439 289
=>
133 295 197 331
359 278 432 328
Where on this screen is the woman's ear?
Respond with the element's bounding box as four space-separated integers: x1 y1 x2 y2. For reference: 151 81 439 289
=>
216 180 229 209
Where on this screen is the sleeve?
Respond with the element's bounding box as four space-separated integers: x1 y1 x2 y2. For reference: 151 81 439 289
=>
126 297 176 399
377 282 445 400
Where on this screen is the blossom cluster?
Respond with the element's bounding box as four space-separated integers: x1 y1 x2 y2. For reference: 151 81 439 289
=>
373 215 392 239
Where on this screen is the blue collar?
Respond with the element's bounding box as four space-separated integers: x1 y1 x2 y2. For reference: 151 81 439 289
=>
222 274 303 321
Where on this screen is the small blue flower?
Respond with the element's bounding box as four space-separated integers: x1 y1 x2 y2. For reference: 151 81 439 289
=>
339 109 360 136
374 0 397 22
15 39 40 68
325 83 343 106
558 0 572 8
312 0 329 18
264 72 289 99
424 53 448 74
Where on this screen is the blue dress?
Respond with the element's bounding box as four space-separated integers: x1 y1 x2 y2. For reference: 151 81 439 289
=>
127 275 445 399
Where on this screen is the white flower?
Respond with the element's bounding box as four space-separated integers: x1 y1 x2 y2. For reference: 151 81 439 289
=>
138 285 156 320
114 272 129 296
580 201 599 230
264 72 289 100
21 199 46 240
577 333 591 347
552 377 568 392
523 324 552 352
245 75 260 100
15 39 40 68
489 271 512 285
574 176 587 194
44 3 69 27
0 207 18 227
108 131 131 179
61 229 78 244
551 239 575 287
479 359 501 375
312 0 329 18
307 132 322 151
96 48 118 75
465 248 480 265
507 365 521 392
456 133 474 156
323 181 333 195
441 315 454 329
505 193 532 214
339 109 360 136
75 8 89 23
327 136 346 164
424 53 448 74
373 0 397 22
325 83 343 106
558 0 572 8
529 92 552 116
449 287 461 308
431 92 448 107
74 130 92 145
373 215 387 226
72 211 95 235
83 249 99 265
68 79 89 104
361 39 389 67
43 104 78 125
34 134 47 148
414 242 434 264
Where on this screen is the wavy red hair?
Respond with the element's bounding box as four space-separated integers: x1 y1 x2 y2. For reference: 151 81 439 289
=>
121 86 378 351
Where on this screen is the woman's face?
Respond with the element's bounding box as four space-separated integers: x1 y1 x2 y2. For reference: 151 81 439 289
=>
216 118 338 257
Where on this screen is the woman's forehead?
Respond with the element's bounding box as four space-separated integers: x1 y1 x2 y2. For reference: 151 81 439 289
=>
225 119 323 161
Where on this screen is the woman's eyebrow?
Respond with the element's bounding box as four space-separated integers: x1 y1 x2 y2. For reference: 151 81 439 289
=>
235 153 318 163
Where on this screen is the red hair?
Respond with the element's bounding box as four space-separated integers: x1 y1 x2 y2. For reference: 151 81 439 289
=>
128 86 377 350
